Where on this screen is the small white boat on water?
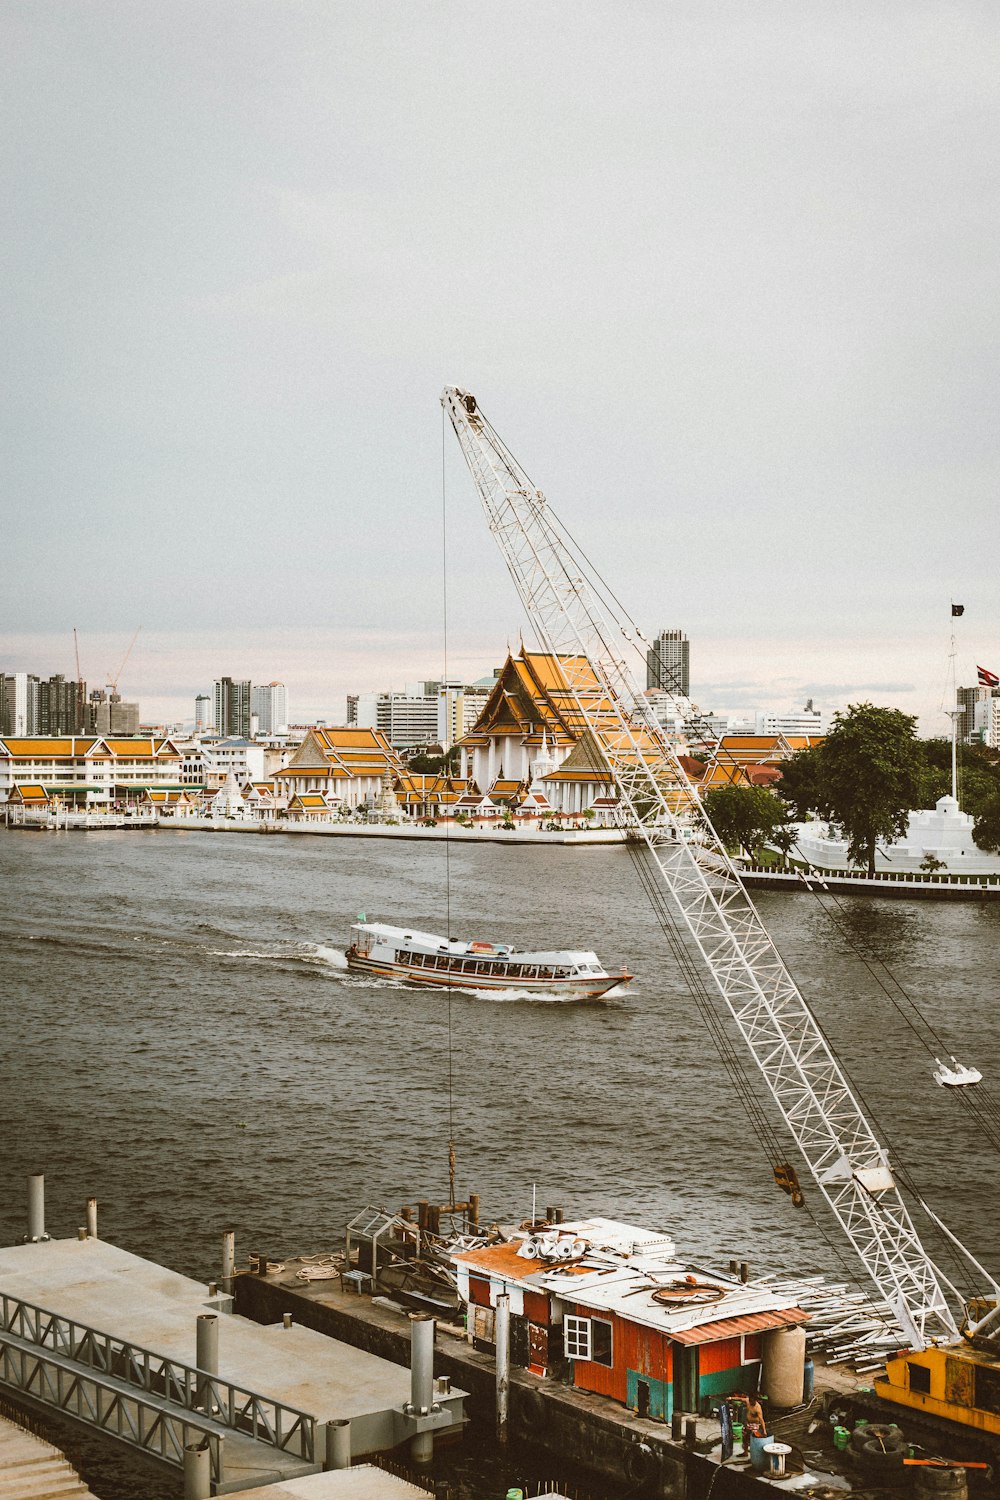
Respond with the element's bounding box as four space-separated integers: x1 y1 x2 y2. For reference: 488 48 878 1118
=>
345 921 632 1000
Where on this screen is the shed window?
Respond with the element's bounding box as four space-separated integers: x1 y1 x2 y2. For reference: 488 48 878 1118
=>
564 1315 612 1365
908 1361 931 1394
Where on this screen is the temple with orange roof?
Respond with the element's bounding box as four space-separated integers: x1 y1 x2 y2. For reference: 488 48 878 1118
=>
274 726 405 810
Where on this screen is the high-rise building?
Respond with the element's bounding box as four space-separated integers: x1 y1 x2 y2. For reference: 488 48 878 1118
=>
956 685 1000 743
0 673 40 735
86 688 140 736
213 677 251 739
37 675 86 734
346 679 495 752
250 682 289 736
646 629 690 696
347 686 440 751
437 681 493 750
195 694 212 733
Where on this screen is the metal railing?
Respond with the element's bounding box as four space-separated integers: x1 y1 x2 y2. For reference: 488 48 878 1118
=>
740 861 1000 890
0 1292 315 1462
0 1340 225 1482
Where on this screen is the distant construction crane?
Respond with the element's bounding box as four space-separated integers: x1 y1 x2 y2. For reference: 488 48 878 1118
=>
108 626 141 694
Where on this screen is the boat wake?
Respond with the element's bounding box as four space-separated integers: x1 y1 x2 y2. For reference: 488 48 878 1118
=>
456 985 609 1004
208 947 297 962
309 945 349 970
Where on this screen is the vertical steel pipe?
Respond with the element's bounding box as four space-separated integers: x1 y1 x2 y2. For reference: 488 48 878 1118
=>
495 1293 510 1444
323 1419 351 1470
26 1174 46 1242
196 1314 218 1414
221 1229 235 1294
409 1314 435 1465
410 1315 434 1413
183 1442 211 1500
86 1197 98 1239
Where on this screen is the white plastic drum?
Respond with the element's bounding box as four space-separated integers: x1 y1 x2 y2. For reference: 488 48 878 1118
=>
762 1326 807 1407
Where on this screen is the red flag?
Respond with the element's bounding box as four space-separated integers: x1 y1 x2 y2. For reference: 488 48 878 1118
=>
977 666 999 687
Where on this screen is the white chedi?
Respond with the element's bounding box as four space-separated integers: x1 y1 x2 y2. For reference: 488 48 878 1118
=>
529 728 557 787
791 793 1000 874
211 770 246 819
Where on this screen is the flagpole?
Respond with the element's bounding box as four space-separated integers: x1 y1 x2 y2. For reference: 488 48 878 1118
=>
949 604 961 804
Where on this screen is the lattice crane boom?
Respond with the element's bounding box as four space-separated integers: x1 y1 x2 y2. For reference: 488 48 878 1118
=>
443 384 966 1348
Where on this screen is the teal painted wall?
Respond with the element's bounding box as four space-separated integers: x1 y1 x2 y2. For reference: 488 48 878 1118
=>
627 1368 670 1421
699 1361 763 1403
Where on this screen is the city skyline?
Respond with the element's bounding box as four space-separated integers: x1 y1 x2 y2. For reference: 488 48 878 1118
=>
4 7 998 736
0 619 992 737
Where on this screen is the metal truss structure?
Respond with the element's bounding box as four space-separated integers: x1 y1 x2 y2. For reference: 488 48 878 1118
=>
0 1291 316 1483
443 384 975 1348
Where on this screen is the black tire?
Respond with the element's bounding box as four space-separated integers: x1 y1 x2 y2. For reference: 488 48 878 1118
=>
856 1438 906 1478
515 1387 546 1437
849 1421 905 1455
623 1442 660 1490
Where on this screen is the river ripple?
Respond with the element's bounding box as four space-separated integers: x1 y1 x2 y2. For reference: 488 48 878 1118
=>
1 826 994 1286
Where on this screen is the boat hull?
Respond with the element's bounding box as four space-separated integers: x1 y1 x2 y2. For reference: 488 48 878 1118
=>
345 952 627 1000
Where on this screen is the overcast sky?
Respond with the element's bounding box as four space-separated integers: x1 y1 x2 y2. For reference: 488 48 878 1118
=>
4 3 998 730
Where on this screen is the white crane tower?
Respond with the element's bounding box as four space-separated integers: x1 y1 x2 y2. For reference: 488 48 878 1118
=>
442 385 993 1352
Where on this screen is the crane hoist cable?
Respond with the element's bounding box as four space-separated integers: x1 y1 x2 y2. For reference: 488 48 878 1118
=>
622 836 799 1197
792 866 1000 1156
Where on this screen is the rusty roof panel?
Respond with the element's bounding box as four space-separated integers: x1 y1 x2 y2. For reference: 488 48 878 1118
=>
670 1307 809 1345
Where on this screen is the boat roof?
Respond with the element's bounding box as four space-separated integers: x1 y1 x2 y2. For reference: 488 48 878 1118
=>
351 922 600 965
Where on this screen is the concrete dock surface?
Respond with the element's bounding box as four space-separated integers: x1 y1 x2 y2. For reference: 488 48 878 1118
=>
225 1469 434 1498
0 1237 465 1489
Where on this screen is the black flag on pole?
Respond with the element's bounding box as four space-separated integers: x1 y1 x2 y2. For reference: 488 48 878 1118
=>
952 604 965 617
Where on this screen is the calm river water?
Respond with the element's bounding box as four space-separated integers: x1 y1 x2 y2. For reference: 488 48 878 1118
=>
1 826 997 1495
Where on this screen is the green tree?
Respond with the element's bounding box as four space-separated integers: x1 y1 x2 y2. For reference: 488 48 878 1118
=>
408 746 460 774
916 737 1000 818
775 745 827 821
703 785 792 861
815 703 923 875
972 793 1000 853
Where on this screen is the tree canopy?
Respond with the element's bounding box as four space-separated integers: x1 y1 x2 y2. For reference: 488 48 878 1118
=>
777 703 925 874
703 784 792 861
973 793 1000 854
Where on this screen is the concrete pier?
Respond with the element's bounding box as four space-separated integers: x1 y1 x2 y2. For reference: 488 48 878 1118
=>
0 1237 466 1493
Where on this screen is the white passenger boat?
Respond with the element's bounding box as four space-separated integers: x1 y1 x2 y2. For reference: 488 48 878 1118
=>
346 922 632 1000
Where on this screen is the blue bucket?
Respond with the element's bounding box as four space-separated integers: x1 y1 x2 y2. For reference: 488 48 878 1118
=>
750 1434 771 1472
